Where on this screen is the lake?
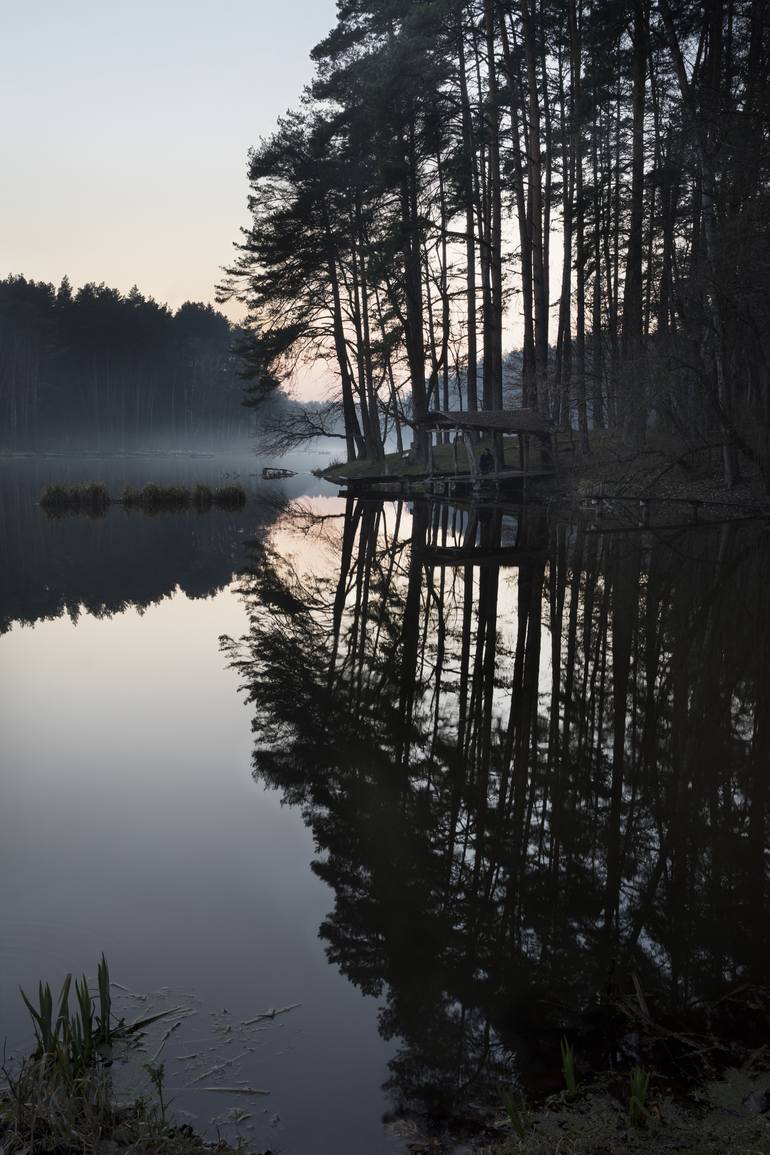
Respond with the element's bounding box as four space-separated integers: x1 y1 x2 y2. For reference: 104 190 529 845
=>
1 454 768 1152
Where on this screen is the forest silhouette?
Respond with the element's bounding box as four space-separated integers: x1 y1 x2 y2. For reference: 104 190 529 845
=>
0 276 252 448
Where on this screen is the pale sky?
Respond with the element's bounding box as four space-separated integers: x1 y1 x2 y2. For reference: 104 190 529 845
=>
1 0 337 316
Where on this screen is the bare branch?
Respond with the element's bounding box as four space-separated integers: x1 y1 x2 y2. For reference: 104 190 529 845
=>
256 402 346 455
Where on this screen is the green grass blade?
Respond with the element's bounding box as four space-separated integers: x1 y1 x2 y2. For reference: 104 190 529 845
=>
97 954 111 1042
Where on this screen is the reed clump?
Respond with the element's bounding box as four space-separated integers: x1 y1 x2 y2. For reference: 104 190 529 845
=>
121 484 246 511
193 483 214 510
39 482 110 517
40 482 247 516
560 1036 578 1100
628 1064 651 1128
0 956 247 1154
18 953 113 1080
121 483 193 511
213 484 247 509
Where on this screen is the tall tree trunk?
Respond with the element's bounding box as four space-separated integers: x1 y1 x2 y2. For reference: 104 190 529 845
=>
484 0 503 411
520 0 549 414
659 0 738 487
501 14 535 408
554 26 575 432
457 18 479 411
400 120 429 460
622 0 647 444
322 200 364 461
571 0 589 451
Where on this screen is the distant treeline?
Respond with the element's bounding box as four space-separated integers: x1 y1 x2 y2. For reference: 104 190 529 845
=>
0 275 254 447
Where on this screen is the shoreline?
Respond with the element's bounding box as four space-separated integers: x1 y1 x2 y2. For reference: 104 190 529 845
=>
318 430 770 517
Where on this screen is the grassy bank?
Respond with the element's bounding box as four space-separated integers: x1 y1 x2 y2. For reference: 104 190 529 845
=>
0 957 253 1154
486 1065 770 1154
0 1061 248 1154
40 482 247 516
479 982 770 1155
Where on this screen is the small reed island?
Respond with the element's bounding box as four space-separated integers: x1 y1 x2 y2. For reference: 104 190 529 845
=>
39 483 247 516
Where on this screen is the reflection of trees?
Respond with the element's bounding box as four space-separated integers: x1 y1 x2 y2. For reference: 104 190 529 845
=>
227 497 770 1132
0 479 286 632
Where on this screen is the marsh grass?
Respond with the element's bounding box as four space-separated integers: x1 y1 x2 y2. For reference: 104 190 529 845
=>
1 957 249 1154
40 483 247 516
119 483 247 512
628 1065 651 1128
500 1088 530 1139
121 483 193 511
144 1062 168 1122
560 1037 578 1100
39 482 110 517
18 953 113 1084
492 1059 770 1155
212 484 247 509
193 483 214 510
0 1059 246 1154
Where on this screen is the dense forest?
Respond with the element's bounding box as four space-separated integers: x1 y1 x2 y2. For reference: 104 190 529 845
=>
0 275 253 448
220 0 770 487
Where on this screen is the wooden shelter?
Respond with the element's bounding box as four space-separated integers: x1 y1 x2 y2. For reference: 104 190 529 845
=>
416 408 557 488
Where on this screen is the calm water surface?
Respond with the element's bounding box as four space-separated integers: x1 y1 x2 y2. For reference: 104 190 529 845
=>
0 454 398 1155
1 456 768 1151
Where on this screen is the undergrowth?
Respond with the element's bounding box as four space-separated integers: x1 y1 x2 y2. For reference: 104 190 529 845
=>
0 956 251 1154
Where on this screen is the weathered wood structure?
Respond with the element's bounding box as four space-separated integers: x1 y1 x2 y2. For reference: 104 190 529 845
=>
416 408 557 491
325 408 558 496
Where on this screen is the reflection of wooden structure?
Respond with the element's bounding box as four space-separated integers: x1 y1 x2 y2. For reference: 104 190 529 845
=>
416 408 557 491
416 494 549 568
420 543 548 567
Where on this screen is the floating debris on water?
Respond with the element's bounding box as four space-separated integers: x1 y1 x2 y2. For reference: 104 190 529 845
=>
242 1002 301 1025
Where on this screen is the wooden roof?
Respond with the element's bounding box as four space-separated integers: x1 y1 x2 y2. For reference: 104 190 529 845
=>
417 408 552 435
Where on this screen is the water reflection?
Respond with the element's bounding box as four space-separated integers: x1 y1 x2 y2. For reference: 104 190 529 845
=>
228 495 770 1137
0 469 399 1155
0 464 287 633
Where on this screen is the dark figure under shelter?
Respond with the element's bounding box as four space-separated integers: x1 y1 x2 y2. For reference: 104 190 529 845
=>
479 447 495 474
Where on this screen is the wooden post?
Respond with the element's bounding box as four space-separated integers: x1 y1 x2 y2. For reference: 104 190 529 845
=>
463 503 479 548
463 431 480 481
